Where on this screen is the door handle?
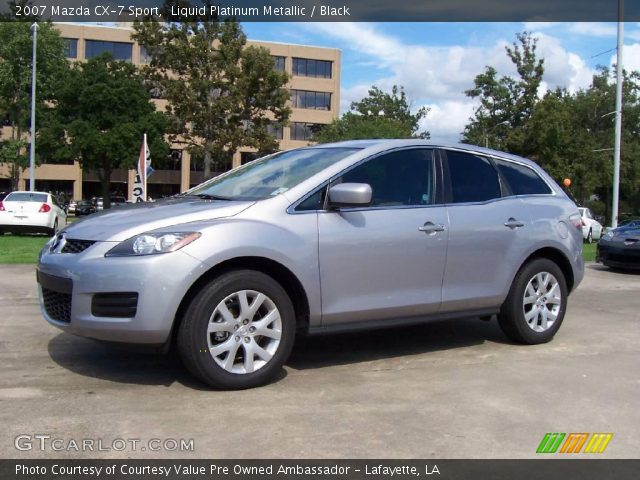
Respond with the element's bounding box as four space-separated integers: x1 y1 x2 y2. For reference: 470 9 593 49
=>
418 221 446 234
504 218 525 229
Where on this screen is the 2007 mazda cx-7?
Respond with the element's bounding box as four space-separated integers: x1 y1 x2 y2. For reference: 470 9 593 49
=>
38 140 584 389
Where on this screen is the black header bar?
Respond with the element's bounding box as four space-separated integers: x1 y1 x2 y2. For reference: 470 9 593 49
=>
1 0 638 23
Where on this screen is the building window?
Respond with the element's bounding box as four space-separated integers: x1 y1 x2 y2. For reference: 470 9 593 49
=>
85 40 133 62
291 90 331 110
291 122 322 141
140 45 152 64
62 38 78 59
272 55 286 72
267 123 283 140
292 58 332 78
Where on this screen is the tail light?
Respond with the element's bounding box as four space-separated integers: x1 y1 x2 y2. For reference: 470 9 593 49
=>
569 213 583 230
39 203 51 213
0 201 4 211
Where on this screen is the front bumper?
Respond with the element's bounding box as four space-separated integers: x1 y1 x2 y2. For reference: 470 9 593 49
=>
597 242 640 270
37 240 207 344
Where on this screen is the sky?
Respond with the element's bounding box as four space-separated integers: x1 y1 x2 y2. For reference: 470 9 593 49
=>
243 22 640 142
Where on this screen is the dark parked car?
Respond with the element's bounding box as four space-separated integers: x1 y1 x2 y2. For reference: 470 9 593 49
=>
618 218 640 229
597 224 640 270
110 196 128 207
75 200 96 217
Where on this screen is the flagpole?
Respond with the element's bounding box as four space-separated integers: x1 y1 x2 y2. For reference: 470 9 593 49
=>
143 133 148 201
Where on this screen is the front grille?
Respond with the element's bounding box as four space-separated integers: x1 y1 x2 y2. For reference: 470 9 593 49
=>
42 288 72 323
91 292 138 318
61 239 96 254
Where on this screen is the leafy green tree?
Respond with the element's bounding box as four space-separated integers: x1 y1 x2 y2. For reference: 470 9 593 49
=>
40 55 168 208
314 85 429 143
133 11 290 177
463 32 544 152
0 7 68 189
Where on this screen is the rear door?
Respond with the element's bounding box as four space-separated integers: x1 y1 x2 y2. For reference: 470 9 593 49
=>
440 149 531 313
317 148 449 326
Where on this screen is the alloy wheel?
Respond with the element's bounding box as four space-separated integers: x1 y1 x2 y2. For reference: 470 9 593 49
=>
206 290 282 374
522 272 562 333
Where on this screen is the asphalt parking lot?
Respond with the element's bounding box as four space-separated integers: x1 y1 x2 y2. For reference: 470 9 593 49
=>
1 263 638 459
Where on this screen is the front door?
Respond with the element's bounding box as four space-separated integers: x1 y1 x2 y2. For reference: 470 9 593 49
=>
318 148 449 326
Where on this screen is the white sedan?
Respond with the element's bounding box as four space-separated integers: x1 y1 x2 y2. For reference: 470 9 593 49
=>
578 207 603 243
0 191 66 235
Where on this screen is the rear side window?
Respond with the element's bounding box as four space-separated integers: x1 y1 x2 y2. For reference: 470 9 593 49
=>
495 159 552 196
446 151 501 203
5 192 48 203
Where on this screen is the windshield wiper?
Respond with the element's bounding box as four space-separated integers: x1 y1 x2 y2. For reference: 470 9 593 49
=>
192 193 233 201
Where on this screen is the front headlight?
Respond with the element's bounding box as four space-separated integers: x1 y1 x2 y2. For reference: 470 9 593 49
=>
105 232 201 257
603 230 615 241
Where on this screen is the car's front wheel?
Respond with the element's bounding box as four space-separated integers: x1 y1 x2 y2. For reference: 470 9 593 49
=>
498 258 568 344
178 270 296 389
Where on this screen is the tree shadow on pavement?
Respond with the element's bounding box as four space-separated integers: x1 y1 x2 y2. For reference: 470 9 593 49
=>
48 317 507 387
47 334 217 390
287 317 509 370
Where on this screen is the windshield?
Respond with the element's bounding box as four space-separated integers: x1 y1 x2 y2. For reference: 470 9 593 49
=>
187 148 360 200
5 192 48 203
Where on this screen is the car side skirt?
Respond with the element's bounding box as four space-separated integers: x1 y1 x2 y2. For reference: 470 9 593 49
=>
307 307 499 336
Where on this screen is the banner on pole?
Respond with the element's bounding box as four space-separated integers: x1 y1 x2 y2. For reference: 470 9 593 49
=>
132 134 151 203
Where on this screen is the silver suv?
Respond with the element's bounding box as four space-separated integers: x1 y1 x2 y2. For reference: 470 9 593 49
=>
37 140 584 389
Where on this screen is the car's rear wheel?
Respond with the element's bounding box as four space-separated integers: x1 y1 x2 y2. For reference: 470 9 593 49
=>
178 270 295 389
48 219 58 236
498 258 568 344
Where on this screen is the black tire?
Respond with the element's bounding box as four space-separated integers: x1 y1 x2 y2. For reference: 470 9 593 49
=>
498 258 568 345
586 229 593 244
49 219 58 236
177 270 296 389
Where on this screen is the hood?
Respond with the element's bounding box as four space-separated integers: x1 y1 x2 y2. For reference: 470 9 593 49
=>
607 227 640 244
62 198 254 241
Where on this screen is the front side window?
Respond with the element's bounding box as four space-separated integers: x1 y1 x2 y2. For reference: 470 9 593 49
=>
187 148 359 201
85 40 133 61
494 159 552 196
338 149 434 207
446 150 501 203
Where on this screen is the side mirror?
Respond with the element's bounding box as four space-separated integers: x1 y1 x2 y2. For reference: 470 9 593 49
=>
328 183 372 209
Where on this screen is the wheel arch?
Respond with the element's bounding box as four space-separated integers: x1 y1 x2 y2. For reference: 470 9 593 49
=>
519 247 576 293
171 256 311 345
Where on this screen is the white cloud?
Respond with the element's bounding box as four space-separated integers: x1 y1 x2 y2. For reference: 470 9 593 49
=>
610 43 640 73
420 101 477 143
305 23 597 141
532 33 595 93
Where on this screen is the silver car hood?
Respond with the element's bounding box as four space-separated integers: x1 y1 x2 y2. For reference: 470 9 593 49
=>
62 198 254 241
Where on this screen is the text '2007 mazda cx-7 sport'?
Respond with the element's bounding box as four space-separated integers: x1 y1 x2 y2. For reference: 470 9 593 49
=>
37 140 584 389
